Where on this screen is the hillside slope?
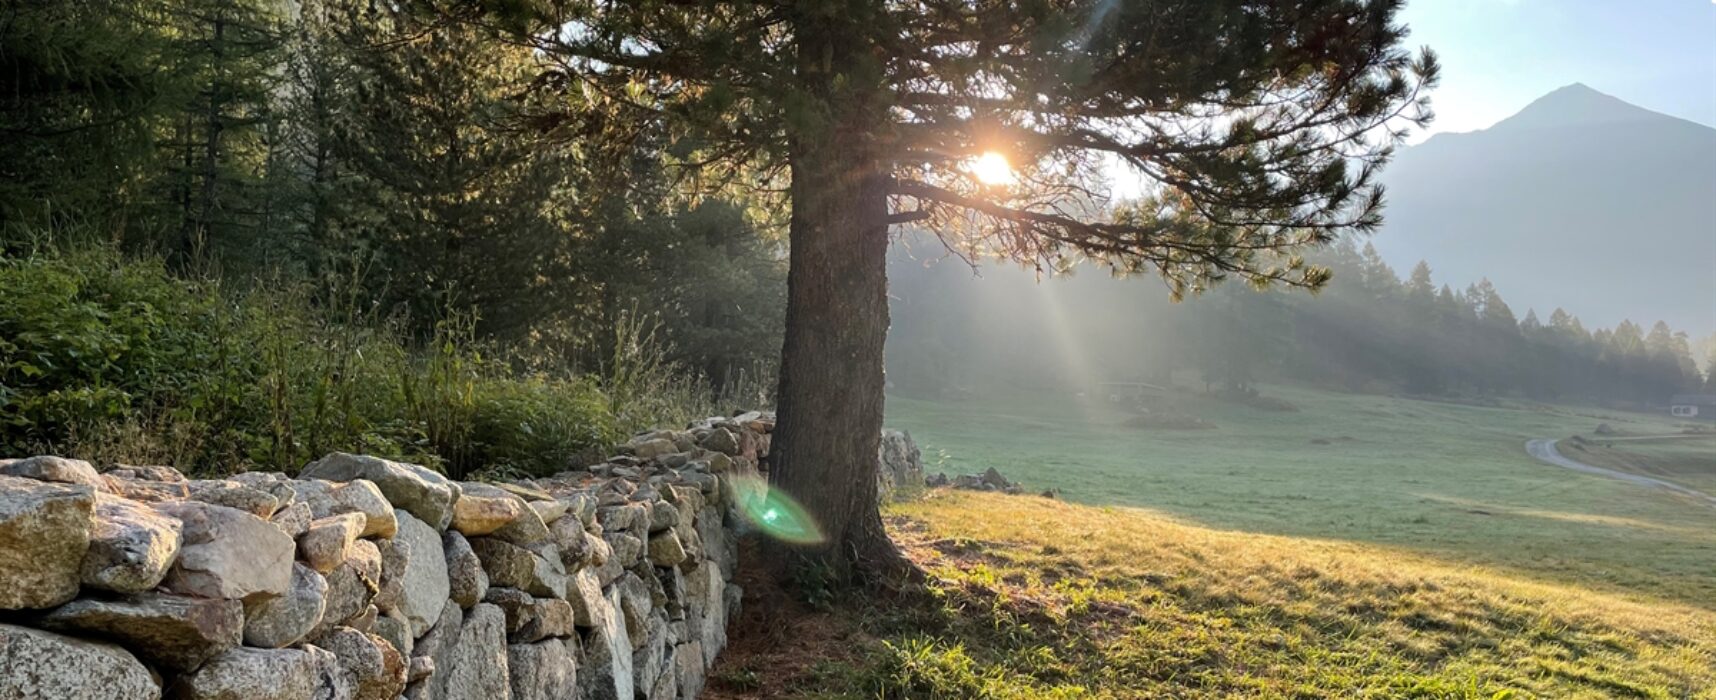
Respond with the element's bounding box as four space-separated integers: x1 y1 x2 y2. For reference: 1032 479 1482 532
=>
1374 83 1716 334
709 493 1716 699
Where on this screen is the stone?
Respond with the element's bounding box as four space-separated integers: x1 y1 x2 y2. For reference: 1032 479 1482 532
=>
468 537 565 599
625 437 678 460
698 427 741 456
334 480 398 539
269 501 313 539
0 623 160 700
631 615 669 697
294 479 399 539
577 587 634 700
402 602 461 700
172 646 318 700
564 568 605 628
313 539 381 638
605 532 644 570
528 500 568 526
105 475 191 502
484 588 575 643
675 641 706 698
444 530 488 609
104 464 187 482
617 572 652 646
80 492 181 594
563 493 597 527
372 536 409 612
647 530 688 567
1 455 108 491
878 428 926 501
382 509 448 638
548 516 591 569
41 592 243 671
187 480 281 518
698 566 730 664
488 501 551 547
372 609 414 658
597 503 647 534
317 627 407 700
647 502 679 532
303 645 354 700
300 453 458 531
451 482 525 536
244 562 327 648
347 603 379 632
298 512 366 573
586 531 612 567
407 656 435 683
443 603 510 700
508 638 576 700
0 475 94 609
153 500 294 601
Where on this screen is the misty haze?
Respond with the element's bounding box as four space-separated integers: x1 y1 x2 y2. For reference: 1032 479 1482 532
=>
1 1 1712 698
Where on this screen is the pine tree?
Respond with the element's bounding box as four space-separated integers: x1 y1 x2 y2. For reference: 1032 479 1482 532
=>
1405 261 1436 302
330 6 576 338
367 0 1436 577
158 0 288 268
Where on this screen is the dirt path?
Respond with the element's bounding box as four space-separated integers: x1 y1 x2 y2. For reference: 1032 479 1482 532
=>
1524 438 1716 508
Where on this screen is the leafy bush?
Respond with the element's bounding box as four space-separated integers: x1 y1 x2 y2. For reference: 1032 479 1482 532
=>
0 247 644 477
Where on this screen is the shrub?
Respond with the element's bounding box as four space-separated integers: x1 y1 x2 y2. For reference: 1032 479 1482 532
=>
0 247 644 477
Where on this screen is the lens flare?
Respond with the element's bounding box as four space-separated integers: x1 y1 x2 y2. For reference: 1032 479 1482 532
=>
728 474 826 545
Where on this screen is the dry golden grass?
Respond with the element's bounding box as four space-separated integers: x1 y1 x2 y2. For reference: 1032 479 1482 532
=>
710 491 1716 699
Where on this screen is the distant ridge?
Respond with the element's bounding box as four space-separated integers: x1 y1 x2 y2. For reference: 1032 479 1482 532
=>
1373 84 1716 335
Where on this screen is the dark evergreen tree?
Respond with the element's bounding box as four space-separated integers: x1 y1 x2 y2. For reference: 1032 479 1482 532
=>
486 0 1439 577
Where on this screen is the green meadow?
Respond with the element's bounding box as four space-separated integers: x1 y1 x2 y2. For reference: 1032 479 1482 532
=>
884 385 1716 608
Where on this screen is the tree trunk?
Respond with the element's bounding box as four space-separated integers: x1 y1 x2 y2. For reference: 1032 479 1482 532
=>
770 145 905 581
765 10 913 585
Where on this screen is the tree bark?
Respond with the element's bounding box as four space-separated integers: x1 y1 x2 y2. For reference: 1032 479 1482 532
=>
767 14 908 582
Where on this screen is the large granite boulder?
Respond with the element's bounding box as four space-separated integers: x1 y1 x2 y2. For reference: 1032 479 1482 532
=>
450 482 525 536
0 455 108 491
0 475 95 609
393 510 450 636
507 638 577 700
468 537 565 599
300 454 457 531
877 428 925 501
442 603 511 700
403 602 462 700
291 479 397 539
0 623 160 700
154 500 294 601
80 494 181 594
171 646 320 700
298 512 365 574
577 587 634 700
243 562 327 648
40 592 242 672
317 626 407 700
444 531 488 609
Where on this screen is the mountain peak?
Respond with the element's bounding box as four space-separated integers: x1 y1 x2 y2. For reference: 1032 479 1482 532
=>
1494 83 1671 132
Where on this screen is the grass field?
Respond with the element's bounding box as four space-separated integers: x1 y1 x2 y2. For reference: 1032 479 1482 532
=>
707 387 1715 698
1556 434 1716 493
884 385 1716 608
710 493 1716 699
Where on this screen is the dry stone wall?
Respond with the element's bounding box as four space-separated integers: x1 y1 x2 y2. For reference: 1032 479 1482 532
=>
0 411 783 700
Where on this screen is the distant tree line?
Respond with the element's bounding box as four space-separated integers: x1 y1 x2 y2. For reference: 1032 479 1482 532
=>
1190 242 1712 404
888 238 1713 407
0 0 786 387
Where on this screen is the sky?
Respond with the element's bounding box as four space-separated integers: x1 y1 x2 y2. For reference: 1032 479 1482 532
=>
1399 0 1716 141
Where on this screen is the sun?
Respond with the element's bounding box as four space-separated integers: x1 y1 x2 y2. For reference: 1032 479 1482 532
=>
970 151 1017 186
